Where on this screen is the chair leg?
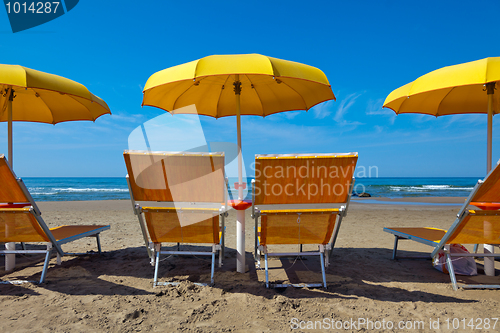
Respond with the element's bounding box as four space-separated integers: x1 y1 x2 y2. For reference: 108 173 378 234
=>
328 215 343 259
255 226 261 268
264 250 269 288
218 247 222 268
319 246 327 288
40 246 52 284
95 234 102 254
392 236 400 260
254 216 259 259
221 214 226 259
211 251 216 285
324 245 330 268
255 247 261 269
153 244 161 287
444 248 458 291
149 242 155 266
138 213 152 259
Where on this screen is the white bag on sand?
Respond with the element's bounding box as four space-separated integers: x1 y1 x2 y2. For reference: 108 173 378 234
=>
432 244 477 276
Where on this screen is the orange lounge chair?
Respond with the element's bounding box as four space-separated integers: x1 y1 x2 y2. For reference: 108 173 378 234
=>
123 150 227 286
384 162 500 290
0 155 110 283
251 153 358 288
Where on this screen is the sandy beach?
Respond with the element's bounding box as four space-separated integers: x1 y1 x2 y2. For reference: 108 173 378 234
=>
1 198 500 332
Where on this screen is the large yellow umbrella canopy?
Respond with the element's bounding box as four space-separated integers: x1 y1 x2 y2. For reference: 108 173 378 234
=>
142 53 335 273
0 65 110 272
0 64 111 167
143 53 334 117
0 65 110 124
383 57 500 172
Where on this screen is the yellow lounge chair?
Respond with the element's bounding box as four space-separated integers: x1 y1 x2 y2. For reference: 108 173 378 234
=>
123 150 227 286
0 155 110 284
384 163 500 290
251 153 358 288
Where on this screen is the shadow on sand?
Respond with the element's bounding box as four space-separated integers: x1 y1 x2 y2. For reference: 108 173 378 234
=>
1 243 493 303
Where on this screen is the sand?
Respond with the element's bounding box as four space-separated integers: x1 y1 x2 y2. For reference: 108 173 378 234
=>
1 198 500 332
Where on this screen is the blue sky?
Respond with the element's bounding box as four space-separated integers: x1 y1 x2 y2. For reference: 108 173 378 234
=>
1 0 500 178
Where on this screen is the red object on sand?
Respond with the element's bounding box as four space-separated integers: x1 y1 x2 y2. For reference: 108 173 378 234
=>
228 199 252 210
470 202 500 210
0 203 30 208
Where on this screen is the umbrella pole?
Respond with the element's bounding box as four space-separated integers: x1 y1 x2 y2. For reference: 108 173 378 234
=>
7 88 13 168
486 82 494 173
6 88 15 271
484 82 495 276
234 75 246 273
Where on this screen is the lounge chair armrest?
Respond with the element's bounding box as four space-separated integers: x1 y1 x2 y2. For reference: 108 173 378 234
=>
219 206 229 217
339 205 346 217
252 207 260 219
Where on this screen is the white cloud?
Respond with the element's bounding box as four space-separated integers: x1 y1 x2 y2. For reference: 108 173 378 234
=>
366 98 396 125
444 113 486 128
374 125 384 134
311 99 335 119
323 93 364 130
334 93 360 123
282 111 303 119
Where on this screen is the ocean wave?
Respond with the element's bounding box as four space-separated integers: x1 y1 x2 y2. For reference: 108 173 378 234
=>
29 187 129 193
389 185 474 192
29 191 57 195
53 188 129 192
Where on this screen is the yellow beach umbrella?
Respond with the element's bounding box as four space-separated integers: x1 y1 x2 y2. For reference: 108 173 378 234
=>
0 64 111 272
0 64 111 168
384 57 500 277
143 53 335 273
383 57 500 173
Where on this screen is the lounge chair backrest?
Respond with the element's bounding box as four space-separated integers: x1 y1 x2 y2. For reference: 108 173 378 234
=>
471 163 500 202
430 161 500 256
254 153 358 205
0 208 50 242
124 150 225 203
0 156 58 245
0 155 30 203
445 163 500 245
445 210 500 245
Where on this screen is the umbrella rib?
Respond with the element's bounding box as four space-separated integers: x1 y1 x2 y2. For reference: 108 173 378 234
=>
244 74 265 116
37 91 99 124
28 90 56 124
70 94 100 121
278 79 309 114
434 87 455 117
215 75 233 118
7 83 109 113
169 77 208 112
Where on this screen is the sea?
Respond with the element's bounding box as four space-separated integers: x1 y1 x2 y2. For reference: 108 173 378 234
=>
19 176 481 202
